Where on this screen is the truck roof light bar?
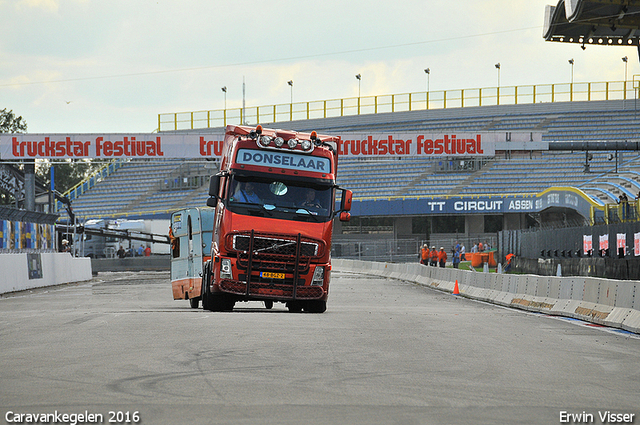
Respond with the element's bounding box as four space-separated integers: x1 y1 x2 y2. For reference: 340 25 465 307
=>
249 126 316 153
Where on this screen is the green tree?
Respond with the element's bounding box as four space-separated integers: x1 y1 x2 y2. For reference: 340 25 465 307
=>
36 159 100 194
0 109 27 133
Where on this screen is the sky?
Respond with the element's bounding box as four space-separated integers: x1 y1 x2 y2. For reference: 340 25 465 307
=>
1 0 638 134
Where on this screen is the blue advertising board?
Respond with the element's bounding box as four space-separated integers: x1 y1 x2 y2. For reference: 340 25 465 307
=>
349 187 600 219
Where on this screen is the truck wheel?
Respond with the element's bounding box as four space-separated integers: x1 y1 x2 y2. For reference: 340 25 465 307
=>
287 301 303 313
189 297 200 309
264 300 273 310
305 300 326 313
210 293 234 312
201 261 213 311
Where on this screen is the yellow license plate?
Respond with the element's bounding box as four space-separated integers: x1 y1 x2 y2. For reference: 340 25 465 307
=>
261 272 285 279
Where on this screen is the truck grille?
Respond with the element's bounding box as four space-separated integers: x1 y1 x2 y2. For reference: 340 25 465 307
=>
230 233 322 257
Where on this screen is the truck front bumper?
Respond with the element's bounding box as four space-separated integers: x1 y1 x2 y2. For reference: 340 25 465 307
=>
219 279 325 300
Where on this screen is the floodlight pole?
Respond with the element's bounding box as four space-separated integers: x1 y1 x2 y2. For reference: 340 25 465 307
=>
424 68 430 109
568 59 574 101
355 74 362 114
288 80 294 120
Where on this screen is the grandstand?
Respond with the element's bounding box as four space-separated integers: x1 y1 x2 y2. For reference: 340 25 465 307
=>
65 97 640 228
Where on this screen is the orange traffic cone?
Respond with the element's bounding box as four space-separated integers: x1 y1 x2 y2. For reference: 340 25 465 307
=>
453 279 460 295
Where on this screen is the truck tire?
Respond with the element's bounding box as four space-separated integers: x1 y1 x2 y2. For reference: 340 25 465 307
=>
210 293 234 312
201 261 214 311
305 300 326 313
287 301 303 313
189 297 200 309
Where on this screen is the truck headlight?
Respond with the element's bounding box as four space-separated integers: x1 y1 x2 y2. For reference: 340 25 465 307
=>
311 266 324 286
220 258 232 280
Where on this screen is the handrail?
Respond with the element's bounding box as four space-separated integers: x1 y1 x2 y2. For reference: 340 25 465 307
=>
603 199 640 224
158 80 639 132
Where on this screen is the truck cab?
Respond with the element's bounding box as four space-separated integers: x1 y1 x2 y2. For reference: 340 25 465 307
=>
198 125 352 313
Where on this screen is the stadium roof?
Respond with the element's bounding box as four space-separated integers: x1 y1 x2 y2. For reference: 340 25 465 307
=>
544 0 640 51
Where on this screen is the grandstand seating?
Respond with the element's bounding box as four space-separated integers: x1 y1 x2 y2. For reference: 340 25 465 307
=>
66 99 640 220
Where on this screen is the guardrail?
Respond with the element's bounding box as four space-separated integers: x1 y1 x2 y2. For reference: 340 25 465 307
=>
333 258 640 334
158 80 639 131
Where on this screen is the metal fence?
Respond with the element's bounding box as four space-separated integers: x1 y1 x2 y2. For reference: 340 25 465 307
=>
158 80 639 131
332 239 421 263
500 220 640 260
332 234 498 263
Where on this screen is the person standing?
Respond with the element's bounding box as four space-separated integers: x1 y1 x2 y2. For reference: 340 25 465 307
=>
429 246 438 267
460 244 466 261
420 244 429 265
452 248 460 268
438 247 447 268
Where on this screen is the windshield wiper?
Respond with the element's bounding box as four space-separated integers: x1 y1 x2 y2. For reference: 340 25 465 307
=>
228 201 273 216
295 208 320 222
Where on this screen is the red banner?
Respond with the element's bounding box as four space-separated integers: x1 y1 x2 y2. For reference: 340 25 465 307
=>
599 234 609 251
0 131 542 160
583 235 592 253
617 233 626 256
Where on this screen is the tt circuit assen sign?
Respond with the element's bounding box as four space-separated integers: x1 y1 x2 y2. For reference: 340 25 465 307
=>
350 188 599 219
0 131 541 160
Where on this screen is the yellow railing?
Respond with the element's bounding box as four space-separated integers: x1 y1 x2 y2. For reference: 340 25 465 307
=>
158 80 639 132
603 200 640 224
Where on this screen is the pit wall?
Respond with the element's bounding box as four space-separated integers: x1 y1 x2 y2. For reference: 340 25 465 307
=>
332 259 640 334
0 253 92 294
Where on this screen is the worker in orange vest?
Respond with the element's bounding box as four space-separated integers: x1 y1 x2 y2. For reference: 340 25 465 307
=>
505 253 515 272
429 246 438 267
420 244 429 265
438 247 447 268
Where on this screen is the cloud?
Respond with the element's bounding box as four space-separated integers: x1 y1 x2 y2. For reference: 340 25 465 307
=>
1 0 638 133
15 0 59 12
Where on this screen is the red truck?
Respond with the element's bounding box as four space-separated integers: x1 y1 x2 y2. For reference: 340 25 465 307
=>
197 124 351 313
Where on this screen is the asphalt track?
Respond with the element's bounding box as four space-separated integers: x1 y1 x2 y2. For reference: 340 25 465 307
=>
1 270 639 425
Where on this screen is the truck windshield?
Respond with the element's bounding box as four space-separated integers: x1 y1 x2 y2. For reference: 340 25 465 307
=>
227 176 333 221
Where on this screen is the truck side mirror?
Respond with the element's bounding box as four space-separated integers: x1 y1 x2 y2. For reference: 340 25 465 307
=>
209 175 221 197
339 211 351 222
207 174 222 207
341 189 352 212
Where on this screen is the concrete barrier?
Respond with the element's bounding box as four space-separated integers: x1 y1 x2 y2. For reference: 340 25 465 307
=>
332 259 640 334
91 255 170 273
0 252 92 294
